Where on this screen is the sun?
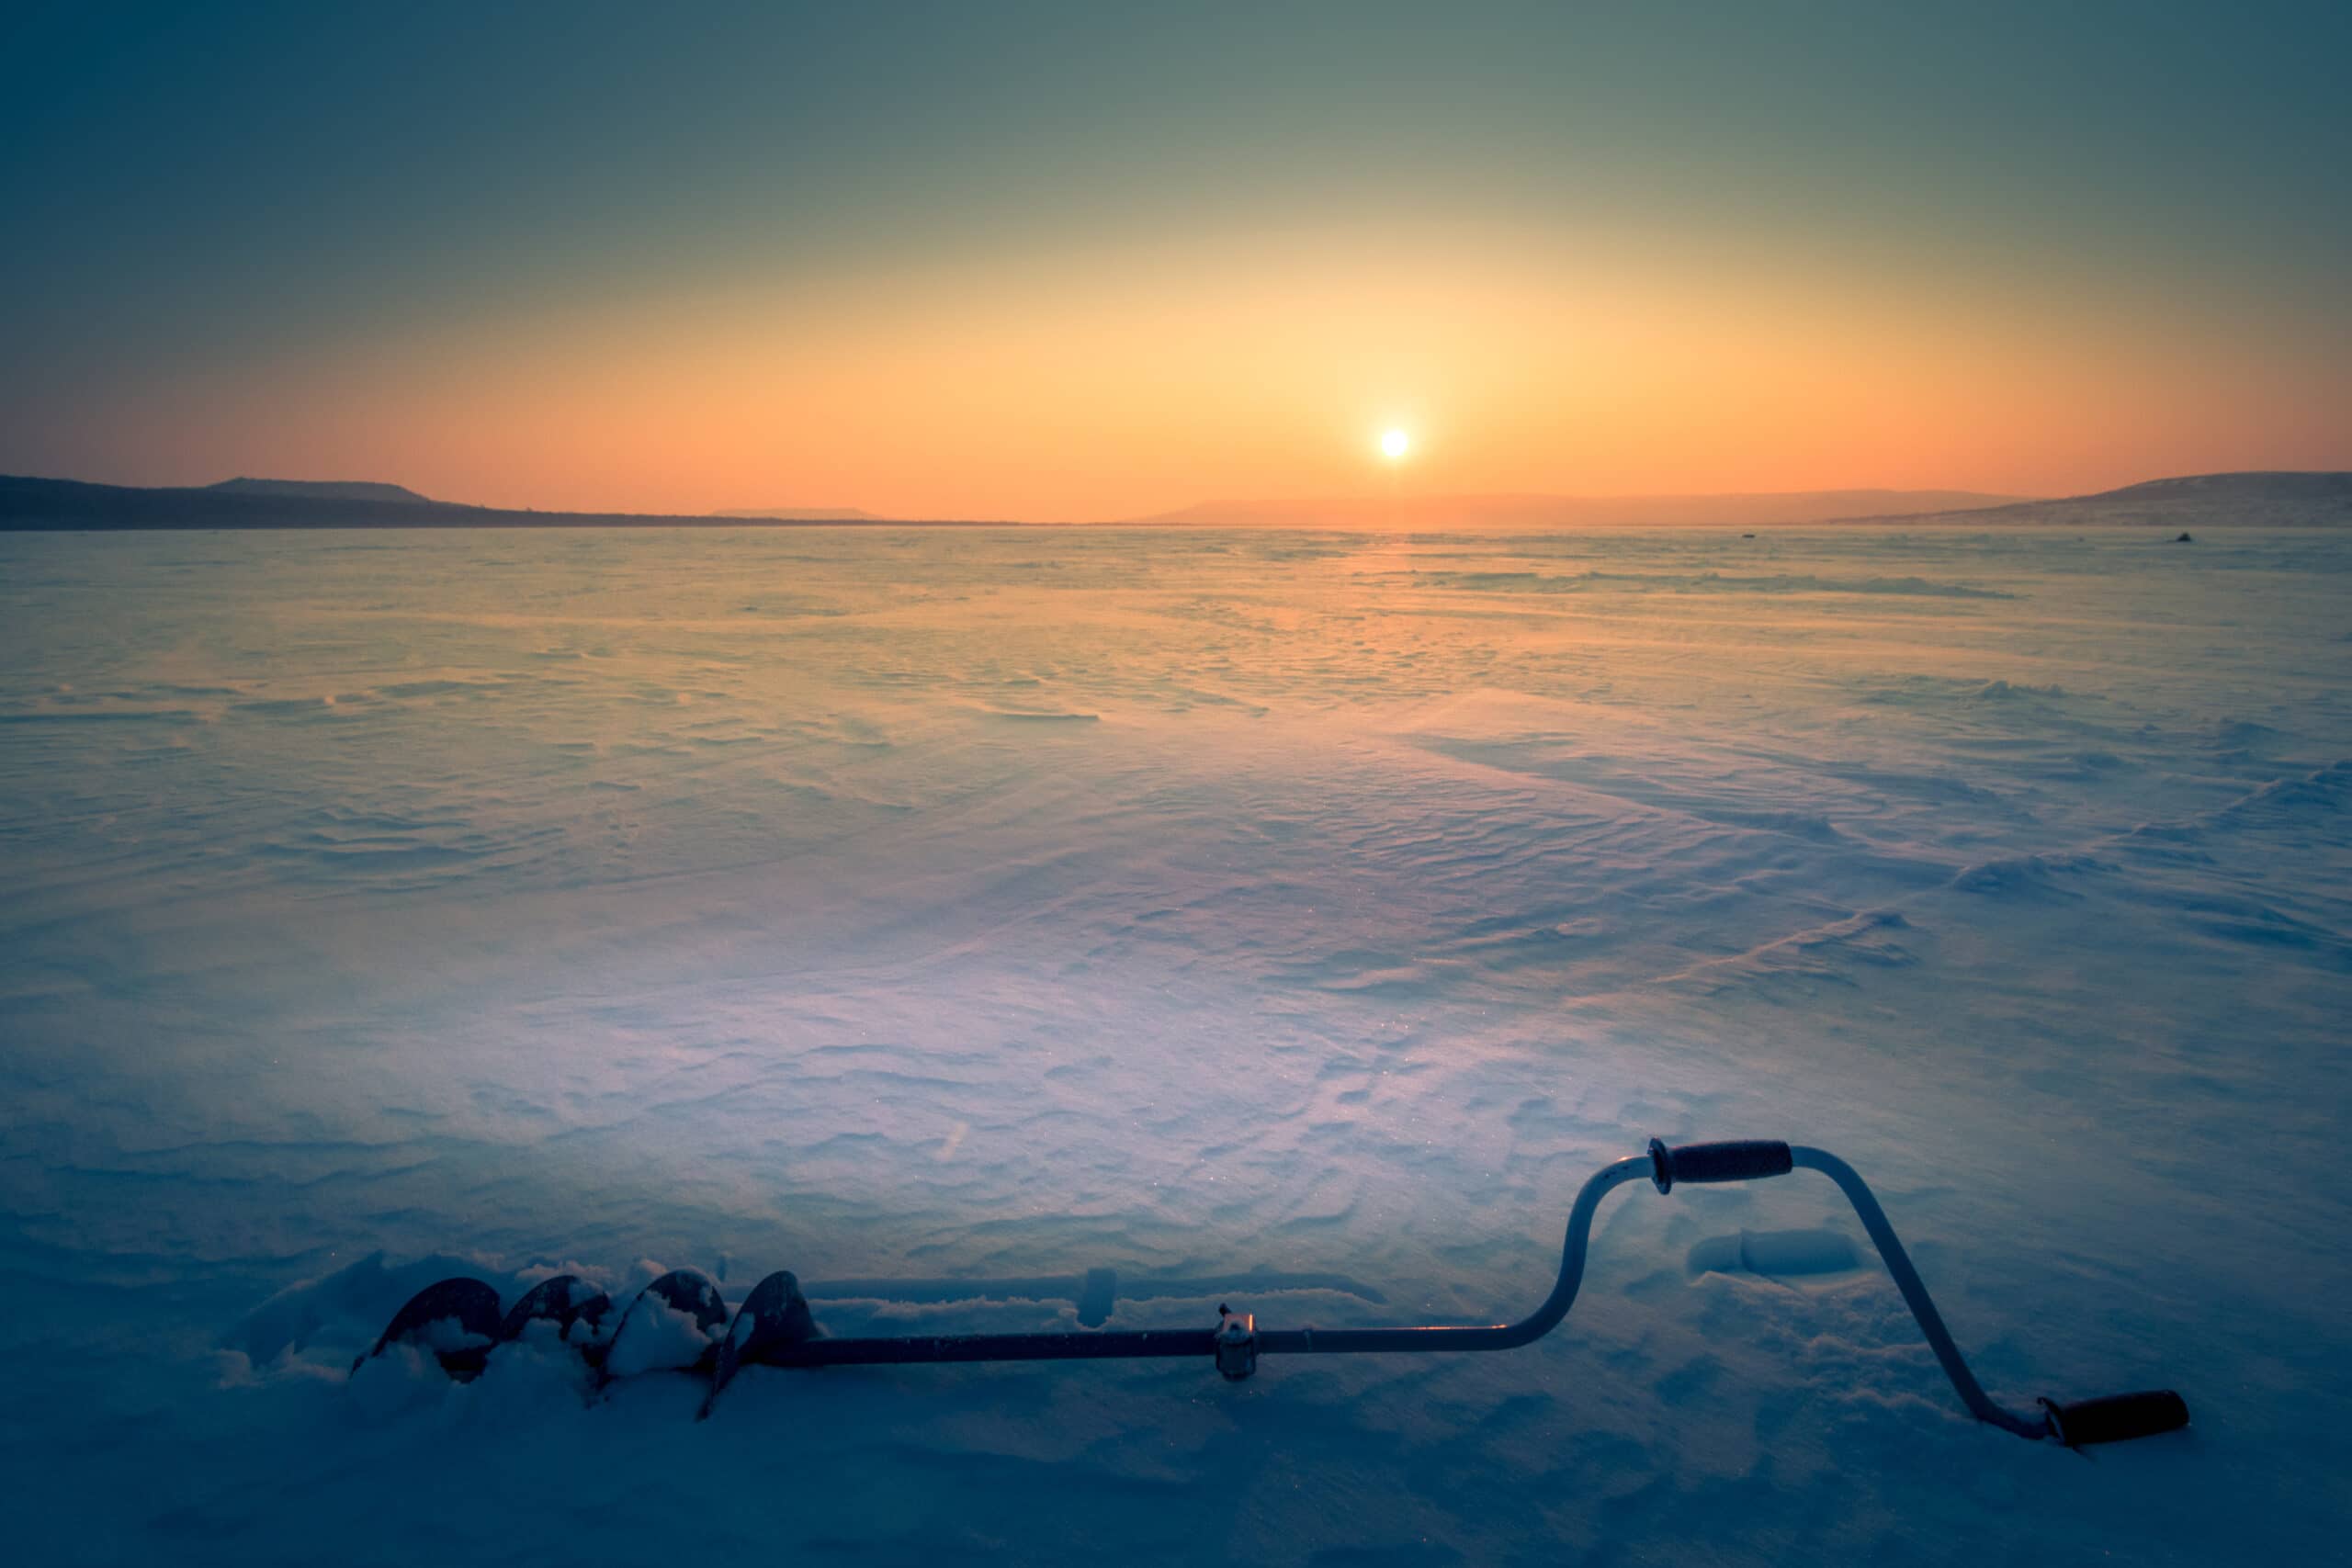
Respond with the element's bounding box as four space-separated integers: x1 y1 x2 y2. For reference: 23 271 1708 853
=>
1379 428 1410 460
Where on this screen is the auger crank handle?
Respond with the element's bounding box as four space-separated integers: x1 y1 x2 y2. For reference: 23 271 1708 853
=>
1647 1137 1793 1192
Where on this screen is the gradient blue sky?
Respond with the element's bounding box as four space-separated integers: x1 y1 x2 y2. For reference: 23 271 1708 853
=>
3 1 2346 517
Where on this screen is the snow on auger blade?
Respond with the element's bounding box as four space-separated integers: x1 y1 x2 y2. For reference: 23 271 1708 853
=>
699 1269 822 1420
495 1273 613 1361
347 1138 2192 1450
353 1277 503 1381
597 1269 729 1385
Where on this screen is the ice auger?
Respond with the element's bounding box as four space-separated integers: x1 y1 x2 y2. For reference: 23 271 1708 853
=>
355 1138 2190 1446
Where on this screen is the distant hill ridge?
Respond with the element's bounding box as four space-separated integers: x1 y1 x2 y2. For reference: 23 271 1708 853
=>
0 474 999 530
2086 471 2352 502
1860 470 2352 526
3 469 2346 530
210 477 432 504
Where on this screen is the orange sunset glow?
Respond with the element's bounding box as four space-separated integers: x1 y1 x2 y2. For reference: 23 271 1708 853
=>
6 7 2345 520
39 224 2349 520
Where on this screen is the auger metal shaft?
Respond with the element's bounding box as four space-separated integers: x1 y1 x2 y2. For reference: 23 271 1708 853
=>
729 1138 2184 1444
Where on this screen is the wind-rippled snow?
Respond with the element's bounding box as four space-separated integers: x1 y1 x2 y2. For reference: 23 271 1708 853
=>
2 525 2346 1563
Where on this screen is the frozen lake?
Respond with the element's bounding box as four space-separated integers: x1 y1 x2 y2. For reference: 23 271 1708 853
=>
3 525 2346 1563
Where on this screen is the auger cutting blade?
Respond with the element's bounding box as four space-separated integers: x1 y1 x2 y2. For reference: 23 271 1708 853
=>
698 1269 822 1419
601 1269 729 1383
354 1277 503 1381
496 1273 613 1357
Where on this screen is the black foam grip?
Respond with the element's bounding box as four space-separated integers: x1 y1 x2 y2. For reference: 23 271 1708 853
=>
2041 1390 2189 1446
1657 1140 1793 1189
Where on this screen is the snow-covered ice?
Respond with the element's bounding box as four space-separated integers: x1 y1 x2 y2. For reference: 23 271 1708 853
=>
2 525 2346 1563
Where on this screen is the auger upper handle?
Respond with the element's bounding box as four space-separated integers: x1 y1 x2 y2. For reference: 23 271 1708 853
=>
1647 1137 1793 1191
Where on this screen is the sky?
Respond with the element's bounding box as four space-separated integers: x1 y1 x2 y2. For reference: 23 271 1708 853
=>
2 0 2347 521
